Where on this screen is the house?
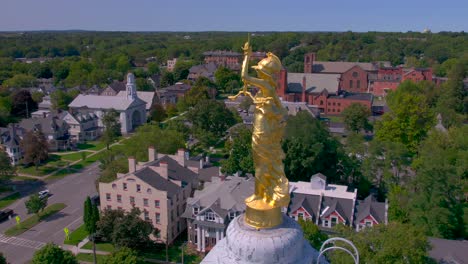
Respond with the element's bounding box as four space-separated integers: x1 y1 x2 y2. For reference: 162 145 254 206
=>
182 176 254 253
99 147 214 244
203 51 242 71
188 62 218 82
38 95 53 110
68 73 146 134
18 113 70 151
100 81 126 96
61 111 100 143
288 173 387 230
167 58 178 72
0 124 22 165
116 91 156 115
147 74 161 89
156 83 191 107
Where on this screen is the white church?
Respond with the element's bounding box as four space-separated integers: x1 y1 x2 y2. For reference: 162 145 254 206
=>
68 73 147 134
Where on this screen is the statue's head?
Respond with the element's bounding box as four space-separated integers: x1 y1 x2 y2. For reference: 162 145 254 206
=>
252 52 281 79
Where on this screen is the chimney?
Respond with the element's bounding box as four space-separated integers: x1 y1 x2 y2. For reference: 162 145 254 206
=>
199 158 203 169
205 155 210 164
148 146 156 162
302 76 307 102
128 157 136 173
304 53 316 73
159 161 168 179
277 68 287 99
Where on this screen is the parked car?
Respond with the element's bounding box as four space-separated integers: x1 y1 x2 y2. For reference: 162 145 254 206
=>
0 209 14 222
38 189 50 199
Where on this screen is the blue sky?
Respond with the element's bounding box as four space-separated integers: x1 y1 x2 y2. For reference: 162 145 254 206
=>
1 0 467 32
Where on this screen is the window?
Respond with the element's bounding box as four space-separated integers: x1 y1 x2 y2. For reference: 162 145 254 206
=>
106 193 111 201
331 217 338 227
333 102 336 106
349 80 353 88
206 212 215 221
352 71 358 78
144 198 149 207
229 211 236 220
155 200 160 208
144 211 150 221
117 195 122 203
107 205 112 210
123 183 127 191
155 213 161 224
328 102 330 106
320 100 323 105
298 212 304 220
323 220 329 227
147 188 152 194
365 220 373 227
130 196 135 205
136 184 141 192
112 184 116 189
337 103 341 106
357 80 361 89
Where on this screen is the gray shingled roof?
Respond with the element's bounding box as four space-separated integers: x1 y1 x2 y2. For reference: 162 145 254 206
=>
289 192 321 220
133 167 181 197
355 195 386 224
69 94 146 111
313 61 378 73
287 73 340 94
19 115 68 136
429 237 468 264
329 92 373 101
146 155 198 185
321 196 354 224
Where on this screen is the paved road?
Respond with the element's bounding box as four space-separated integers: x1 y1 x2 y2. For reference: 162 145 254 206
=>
0 162 100 263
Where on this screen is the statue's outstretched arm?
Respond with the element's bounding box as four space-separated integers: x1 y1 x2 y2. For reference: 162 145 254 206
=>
241 41 268 91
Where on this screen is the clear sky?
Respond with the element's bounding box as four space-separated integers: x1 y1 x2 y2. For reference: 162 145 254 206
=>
1 0 467 32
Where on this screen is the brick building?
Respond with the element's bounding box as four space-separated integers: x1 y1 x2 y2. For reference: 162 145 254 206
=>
203 51 242 71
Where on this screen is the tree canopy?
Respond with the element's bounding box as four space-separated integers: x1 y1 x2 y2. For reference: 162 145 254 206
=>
32 243 78 264
221 124 254 176
20 130 49 169
341 103 371 133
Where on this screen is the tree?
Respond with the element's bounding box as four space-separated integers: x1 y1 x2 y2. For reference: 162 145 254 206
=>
149 103 167 123
31 91 44 104
25 194 47 215
160 71 175 87
50 90 75 110
136 78 152 91
341 103 371 133
11 89 37 118
0 149 14 179
101 109 121 150
0 252 6 264
239 96 253 111
20 130 48 170
3 74 37 88
214 67 240 92
176 85 210 112
375 81 434 154
298 219 328 249
282 111 345 183
84 196 100 264
97 208 156 250
173 60 193 81
104 247 139 264
147 62 160 75
221 124 254 175
32 243 78 264
187 100 238 148
330 223 431 264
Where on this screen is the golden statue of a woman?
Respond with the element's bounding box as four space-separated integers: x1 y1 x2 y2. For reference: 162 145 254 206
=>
229 38 290 228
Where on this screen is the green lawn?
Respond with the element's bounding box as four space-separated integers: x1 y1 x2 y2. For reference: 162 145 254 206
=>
76 253 108 264
4 203 66 236
0 192 20 209
17 154 67 176
322 115 344 123
60 151 93 161
82 241 115 252
64 224 88 245
77 141 108 151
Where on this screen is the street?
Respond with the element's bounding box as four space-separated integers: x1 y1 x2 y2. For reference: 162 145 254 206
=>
0 162 100 263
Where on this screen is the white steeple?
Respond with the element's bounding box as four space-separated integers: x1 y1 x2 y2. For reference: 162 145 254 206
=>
126 73 137 100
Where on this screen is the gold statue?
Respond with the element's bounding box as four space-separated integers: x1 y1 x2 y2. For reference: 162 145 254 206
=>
230 36 290 228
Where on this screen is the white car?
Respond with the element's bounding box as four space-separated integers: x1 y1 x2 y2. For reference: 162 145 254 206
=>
38 190 50 199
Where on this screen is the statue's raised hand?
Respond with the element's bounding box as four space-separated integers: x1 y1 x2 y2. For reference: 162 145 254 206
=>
242 41 252 56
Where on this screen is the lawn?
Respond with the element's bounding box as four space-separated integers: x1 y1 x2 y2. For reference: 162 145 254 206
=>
77 141 108 151
4 203 66 236
60 151 93 162
17 154 67 176
64 224 88 246
76 253 108 264
321 115 344 123
82 241 115 252
0 192 20 209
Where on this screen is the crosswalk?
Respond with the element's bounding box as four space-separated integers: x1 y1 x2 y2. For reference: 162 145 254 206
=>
0 234 45 249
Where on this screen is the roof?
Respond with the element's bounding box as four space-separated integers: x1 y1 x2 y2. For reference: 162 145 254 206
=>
0 125 21 148
287 73 340 94
182 176 254 220
290 180 356 200
106 81 126 92
313 61 378 73
203 51 242 57
69 94 146 111
329 92 373 101
117 91 155 110
289 192 321 220
320 196 354 224
146 155 198 185
355 195 386 224
429 237 468 264
18 114 67 135
133 167 181 197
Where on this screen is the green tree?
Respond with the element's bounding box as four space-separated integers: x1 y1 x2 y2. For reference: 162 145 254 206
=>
3 74 37 88
32 243 78 264
160 71 175 87
0 149 15 180
116 55 131 74
25 194 47 215
0 252 5 264
330 223 431 264
221 124 254 175
176 85 210 112
375 81 434 154
298 219 328 249
136 78 152 91
214 67 240 92
97 208 156 250
341 103 371 132
20 130 49 170
149 103 167 123
104 247 139 264
282 111 344 183
84 196 100 264
187 100 238 149
50 90 75 110
147 62 160 75
101 109 121 150
11 89 37 118
31 91 44 104
173 60 193 81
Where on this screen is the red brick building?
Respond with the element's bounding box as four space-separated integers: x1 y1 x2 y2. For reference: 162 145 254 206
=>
203 51 242 70
369 67 433 96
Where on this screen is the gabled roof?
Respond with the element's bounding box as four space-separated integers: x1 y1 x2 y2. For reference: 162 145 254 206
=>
355 195 386 224
320 196 354 224
313 61 378 73
133 167 181 197
69 94 146 111
18 114 68 135
106 81 126 92
287 73 340 94
117 91 155 110
289 192 321 219
146 155 198 185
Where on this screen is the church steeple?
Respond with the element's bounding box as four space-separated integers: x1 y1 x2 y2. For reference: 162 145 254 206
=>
126 72 137 100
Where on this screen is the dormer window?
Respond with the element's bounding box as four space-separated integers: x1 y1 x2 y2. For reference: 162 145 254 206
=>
136 184 141 192
206 212 215 221
229 212 236 220
123 183 127 191
193 207 199 215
